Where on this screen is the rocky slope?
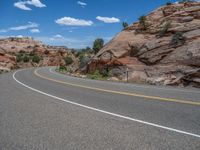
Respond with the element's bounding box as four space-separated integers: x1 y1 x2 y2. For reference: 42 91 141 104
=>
0 37 78 73
87 1 200 87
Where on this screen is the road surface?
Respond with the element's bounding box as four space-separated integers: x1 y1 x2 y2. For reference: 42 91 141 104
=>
0 67 200 149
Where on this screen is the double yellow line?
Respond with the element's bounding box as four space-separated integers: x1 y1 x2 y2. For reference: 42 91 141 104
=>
34 69 200 106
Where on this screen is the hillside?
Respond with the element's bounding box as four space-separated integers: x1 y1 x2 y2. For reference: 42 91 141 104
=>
86 1 200 87
0 37 78 73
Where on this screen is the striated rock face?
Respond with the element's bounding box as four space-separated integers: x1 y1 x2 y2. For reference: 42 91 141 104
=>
0 37 78 72
0 48 16 73
87 2 200 87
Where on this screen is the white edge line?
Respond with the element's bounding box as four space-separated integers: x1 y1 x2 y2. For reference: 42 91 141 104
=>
13 69 200 139
49 67 200 94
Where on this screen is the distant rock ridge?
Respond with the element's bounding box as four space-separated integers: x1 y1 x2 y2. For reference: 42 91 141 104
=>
87 1 200 87
0 37 78 73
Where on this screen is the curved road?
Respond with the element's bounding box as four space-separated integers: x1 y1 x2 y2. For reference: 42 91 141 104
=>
1 67 200 149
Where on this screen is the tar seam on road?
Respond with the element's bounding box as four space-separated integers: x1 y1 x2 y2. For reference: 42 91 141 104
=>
35 68 200 106
13 69 200 138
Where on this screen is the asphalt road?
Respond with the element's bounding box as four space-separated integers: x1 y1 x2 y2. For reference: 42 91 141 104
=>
1 67 200 150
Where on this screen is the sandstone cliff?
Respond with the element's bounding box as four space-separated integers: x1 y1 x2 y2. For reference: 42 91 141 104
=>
0 37 78 73
87 2 200 87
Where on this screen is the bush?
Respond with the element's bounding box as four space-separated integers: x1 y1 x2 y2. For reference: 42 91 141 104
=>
101 68 112 77
88 69 111 80
122 22 129 29
139 15 148 31
166 2 172 5
170 32 186 46
79 56 90 69
158 21 171 37
88 70 102 79
16 54 23 62
64 56 73 65
93 38 104 54
23 55 29 63
130 46 140 57
32 55 41 63
59 66 67 71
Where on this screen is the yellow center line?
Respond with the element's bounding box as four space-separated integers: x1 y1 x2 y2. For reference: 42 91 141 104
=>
34 69 200 106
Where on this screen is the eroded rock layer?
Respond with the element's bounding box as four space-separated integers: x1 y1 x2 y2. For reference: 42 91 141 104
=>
87 2 200 87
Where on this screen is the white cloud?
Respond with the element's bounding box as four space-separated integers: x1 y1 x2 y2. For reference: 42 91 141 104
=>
27 0 46 7
77 1 87 7
0 22 39 33
54 34 63 38
96 16 120 23
14 0 46 11
55 17 93 26
36 36 96 48
14 2 32 11
30 28 40 33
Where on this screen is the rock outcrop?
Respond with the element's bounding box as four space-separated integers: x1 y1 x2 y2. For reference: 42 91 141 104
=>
0 37 78 73
87 2 200 87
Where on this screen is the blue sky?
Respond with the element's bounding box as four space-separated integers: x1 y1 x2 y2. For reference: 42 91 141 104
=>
0 0 178 48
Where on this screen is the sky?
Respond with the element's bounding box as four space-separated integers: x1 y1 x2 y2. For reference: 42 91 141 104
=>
0 0 179 49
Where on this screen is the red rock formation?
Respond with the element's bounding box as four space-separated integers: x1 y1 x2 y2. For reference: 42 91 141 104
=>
87 1 200 87
0 37 78 72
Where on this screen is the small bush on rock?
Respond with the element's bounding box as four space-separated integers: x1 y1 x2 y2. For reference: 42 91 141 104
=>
88 70 102 79
16 54 23 62
166 2 172 5
101 67 112 77
64 56 73 65
158 21 171 37
139 15 148 31
93 38 104 54
170 32 186 47
32 55 41 63
23 55 29 63
122 22 129 29
59 66 67 71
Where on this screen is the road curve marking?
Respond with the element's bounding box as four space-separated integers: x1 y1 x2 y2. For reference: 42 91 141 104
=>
35 68 200 106
13 69 200 138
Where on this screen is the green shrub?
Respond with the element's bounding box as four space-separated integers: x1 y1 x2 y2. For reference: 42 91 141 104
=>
101 68 112 77
58 66 73 73
67 67 73 73
93 38 104 54
23 55 29 63
139 15 148 31
130 46 140 57
88 70 102 79
79 56 90 69
32 55 41 63
59 66 67 71
170 32 186 46
122 22 129 29
166 2 172 5
88 69 111 80
64 56 73 65
16 54 23 62
158 21 171 37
